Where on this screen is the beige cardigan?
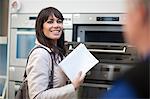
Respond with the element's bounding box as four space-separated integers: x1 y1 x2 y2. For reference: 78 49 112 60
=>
26 41 77 99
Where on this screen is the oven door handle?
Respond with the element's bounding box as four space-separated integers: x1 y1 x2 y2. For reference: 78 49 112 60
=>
88 47 126 53
82 83 112 88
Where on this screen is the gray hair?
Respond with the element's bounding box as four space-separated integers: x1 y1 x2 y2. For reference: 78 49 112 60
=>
135 0 150 22
140 0 150 20
144 0 150 21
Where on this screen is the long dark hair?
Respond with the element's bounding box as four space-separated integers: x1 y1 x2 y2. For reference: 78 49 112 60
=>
35 7 66 60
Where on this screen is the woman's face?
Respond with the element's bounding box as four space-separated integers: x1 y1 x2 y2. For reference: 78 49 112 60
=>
43 15 63 41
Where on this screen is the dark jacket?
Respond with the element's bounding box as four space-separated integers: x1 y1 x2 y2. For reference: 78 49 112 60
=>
99 56 150 99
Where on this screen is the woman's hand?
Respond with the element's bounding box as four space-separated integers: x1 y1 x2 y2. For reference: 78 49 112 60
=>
72 71 86 90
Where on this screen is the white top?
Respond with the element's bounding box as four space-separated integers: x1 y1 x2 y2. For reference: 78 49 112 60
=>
26 40 77 99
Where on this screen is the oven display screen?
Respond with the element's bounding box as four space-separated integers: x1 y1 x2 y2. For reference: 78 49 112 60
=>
96 17 119 21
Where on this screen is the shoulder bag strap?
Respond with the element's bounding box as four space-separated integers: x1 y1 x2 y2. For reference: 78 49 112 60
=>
24 45 54 89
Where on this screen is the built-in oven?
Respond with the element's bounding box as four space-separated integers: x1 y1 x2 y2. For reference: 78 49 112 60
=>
73 25 123 43
67 13 139 99
8 14 37 99
73 14 124 43
8 13 73 99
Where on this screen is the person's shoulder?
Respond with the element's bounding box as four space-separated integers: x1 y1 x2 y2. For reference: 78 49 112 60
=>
99 79 136 99
123 57 149 98
30 46 52 59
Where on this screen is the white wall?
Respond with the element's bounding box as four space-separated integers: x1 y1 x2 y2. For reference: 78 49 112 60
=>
9 0 126 14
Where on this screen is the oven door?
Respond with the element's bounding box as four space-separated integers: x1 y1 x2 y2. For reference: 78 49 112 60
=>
78 83 111 99
73 24 124 43
72 25 127 54
10 28 35 67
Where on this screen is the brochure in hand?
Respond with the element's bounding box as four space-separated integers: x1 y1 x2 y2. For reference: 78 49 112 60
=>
58 43 99 82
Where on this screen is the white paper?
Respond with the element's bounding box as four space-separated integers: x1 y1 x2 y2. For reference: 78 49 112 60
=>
59 43 99 82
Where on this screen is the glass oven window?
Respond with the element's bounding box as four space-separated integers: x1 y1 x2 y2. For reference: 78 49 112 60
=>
85 31 124 43
0 45 7 75
0 78 6 96
16 34 35 58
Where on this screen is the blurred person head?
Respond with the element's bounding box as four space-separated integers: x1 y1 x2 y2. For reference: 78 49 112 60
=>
99 1 150 98
35 7 66 55
124 0 150 57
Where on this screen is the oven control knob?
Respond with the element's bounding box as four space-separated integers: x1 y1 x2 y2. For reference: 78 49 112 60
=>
103 73 108 78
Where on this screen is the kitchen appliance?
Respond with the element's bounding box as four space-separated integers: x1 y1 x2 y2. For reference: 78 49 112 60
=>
66 13 139 99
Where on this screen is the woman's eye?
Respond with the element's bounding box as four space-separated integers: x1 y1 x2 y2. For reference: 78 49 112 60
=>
47 19 63 24
47 20 53 24
57 20 63 23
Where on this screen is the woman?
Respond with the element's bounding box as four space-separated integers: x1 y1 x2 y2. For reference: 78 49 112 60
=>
26 7 85 99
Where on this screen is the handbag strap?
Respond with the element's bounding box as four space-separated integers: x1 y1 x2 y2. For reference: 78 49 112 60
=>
24 45 54 89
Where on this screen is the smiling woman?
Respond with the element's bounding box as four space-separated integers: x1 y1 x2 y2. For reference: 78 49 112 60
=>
17 7 86 99
42 15 63 41
35 7 65 53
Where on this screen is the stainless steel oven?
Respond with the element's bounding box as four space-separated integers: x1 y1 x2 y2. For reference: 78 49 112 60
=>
72 14 124 43
67 42 138 99
67 13 139 99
